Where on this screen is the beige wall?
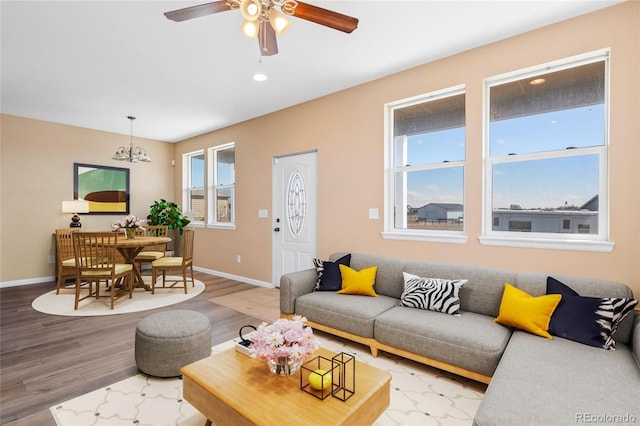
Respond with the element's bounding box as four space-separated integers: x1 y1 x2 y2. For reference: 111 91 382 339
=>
0 115 174 283
175 2 639 295
2 3 638 296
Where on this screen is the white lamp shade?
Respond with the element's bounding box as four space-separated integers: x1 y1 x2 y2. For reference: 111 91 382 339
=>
269 9 290 35
241 19 260 38
62 200 90 214
240 0 261 21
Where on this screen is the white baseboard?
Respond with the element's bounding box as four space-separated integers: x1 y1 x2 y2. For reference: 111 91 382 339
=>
0 276 56 288
1 268 274 289
193 266 274 288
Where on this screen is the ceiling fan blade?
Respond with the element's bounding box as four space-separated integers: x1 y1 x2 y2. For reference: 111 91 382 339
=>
258 21 278 56
164 1 231 22
292 1 359 33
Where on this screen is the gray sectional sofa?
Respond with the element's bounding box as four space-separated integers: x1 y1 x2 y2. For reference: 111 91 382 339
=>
279 252 640 426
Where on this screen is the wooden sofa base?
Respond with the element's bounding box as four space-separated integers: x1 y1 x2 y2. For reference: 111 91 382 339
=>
281 313 492 385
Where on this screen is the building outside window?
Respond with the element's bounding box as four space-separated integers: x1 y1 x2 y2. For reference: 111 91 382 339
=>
482 50 612 251
384 86 466 243
183 150 205 222
208 143 235 227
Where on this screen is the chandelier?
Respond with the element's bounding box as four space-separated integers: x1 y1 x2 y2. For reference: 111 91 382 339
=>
230 0 298 39
112 116 151 163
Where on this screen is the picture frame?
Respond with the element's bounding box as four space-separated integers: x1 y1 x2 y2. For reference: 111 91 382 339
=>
73 163 130 214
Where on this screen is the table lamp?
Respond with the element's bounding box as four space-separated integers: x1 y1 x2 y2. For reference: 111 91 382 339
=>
61 200 90 228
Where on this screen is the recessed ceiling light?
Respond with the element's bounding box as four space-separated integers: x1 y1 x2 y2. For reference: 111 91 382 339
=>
253 73 267 82
530 78 546 85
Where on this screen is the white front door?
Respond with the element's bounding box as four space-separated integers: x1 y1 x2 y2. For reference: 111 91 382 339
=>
272 151 318 287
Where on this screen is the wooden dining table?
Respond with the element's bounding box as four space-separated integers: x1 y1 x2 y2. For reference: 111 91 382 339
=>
115 235 172 290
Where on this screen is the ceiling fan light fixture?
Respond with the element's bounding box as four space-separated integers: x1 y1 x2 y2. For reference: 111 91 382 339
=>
269 9 291 35
240 0 262 21
241 19 260 38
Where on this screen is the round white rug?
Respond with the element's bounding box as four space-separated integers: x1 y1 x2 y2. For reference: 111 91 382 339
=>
32 276 205 316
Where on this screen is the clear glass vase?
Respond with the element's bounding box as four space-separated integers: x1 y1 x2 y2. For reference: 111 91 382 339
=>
268 356 302 376
125 228 136 239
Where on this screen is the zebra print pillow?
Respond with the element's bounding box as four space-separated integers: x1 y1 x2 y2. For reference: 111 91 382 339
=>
400 272 467 315
547 277 638 349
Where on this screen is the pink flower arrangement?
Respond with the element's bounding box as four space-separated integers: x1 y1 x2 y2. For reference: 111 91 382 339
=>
248 316 319 372
111 215 146 230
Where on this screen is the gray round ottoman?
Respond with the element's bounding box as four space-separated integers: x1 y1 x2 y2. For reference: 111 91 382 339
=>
135 310 212 377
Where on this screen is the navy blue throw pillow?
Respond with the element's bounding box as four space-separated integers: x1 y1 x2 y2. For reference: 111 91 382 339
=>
313 254 351 291
547 276 637 349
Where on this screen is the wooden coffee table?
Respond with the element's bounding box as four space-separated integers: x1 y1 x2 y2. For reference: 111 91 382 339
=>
181 347 391 426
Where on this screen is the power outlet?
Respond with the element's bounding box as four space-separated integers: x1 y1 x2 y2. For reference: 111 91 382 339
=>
48 255 55 264
236 255 241 264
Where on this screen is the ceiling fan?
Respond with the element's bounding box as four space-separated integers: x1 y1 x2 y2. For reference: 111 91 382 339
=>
164 0 359 56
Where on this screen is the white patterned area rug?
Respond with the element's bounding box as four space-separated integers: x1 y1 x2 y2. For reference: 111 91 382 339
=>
50 335 486 426
32 276 205 317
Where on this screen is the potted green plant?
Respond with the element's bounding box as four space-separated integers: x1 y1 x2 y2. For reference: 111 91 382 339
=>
147 199 191 234
147 199 191 255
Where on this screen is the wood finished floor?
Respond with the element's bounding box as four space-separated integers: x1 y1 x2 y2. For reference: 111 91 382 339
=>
0 271 270 425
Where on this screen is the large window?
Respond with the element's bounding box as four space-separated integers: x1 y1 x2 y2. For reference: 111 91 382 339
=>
183 150 204 222
207 143 235 227
384 86 466 243
482 51 612 251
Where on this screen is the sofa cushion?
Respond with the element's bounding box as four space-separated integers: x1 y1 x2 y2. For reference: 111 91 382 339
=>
547 276 638 349
295 292 397 338
337 265 378 297
516 272 636 345
313 253 351 291
375 307 512 377
400 272 466 315
474 331 640 426
633 313 640 370
330 253 406 298
494 283 561 339
405 261 516 317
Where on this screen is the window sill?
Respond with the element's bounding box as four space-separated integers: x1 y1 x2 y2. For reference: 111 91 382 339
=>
206 223 236 230
478 235 614 252
381 231 468 244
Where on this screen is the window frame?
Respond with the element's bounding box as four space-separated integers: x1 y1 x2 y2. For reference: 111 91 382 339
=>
207 142 236 229
182 149 205 226
383 85 468 244
480 50 613 252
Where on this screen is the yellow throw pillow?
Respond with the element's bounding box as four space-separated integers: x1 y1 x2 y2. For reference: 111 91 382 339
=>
494 283 561 339
337 265 378 297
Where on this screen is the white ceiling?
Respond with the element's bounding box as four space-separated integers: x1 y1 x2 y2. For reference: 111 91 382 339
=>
1 0 623 142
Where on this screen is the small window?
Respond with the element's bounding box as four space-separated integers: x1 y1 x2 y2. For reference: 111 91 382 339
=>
482 51 612 252
183 150 204 222
509 221 532 232
384 86 467 243
208 143 235 227
578 224 591 234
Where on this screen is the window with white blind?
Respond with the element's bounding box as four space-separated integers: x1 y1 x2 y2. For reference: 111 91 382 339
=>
183 150 205 223
207 143 235 228
481 50 613 252
383 86 467 244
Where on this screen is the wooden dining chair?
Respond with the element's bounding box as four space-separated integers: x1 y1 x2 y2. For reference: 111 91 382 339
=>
151 228 194 294
55 228 79 294
72 231 134 310
134 225 169 273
